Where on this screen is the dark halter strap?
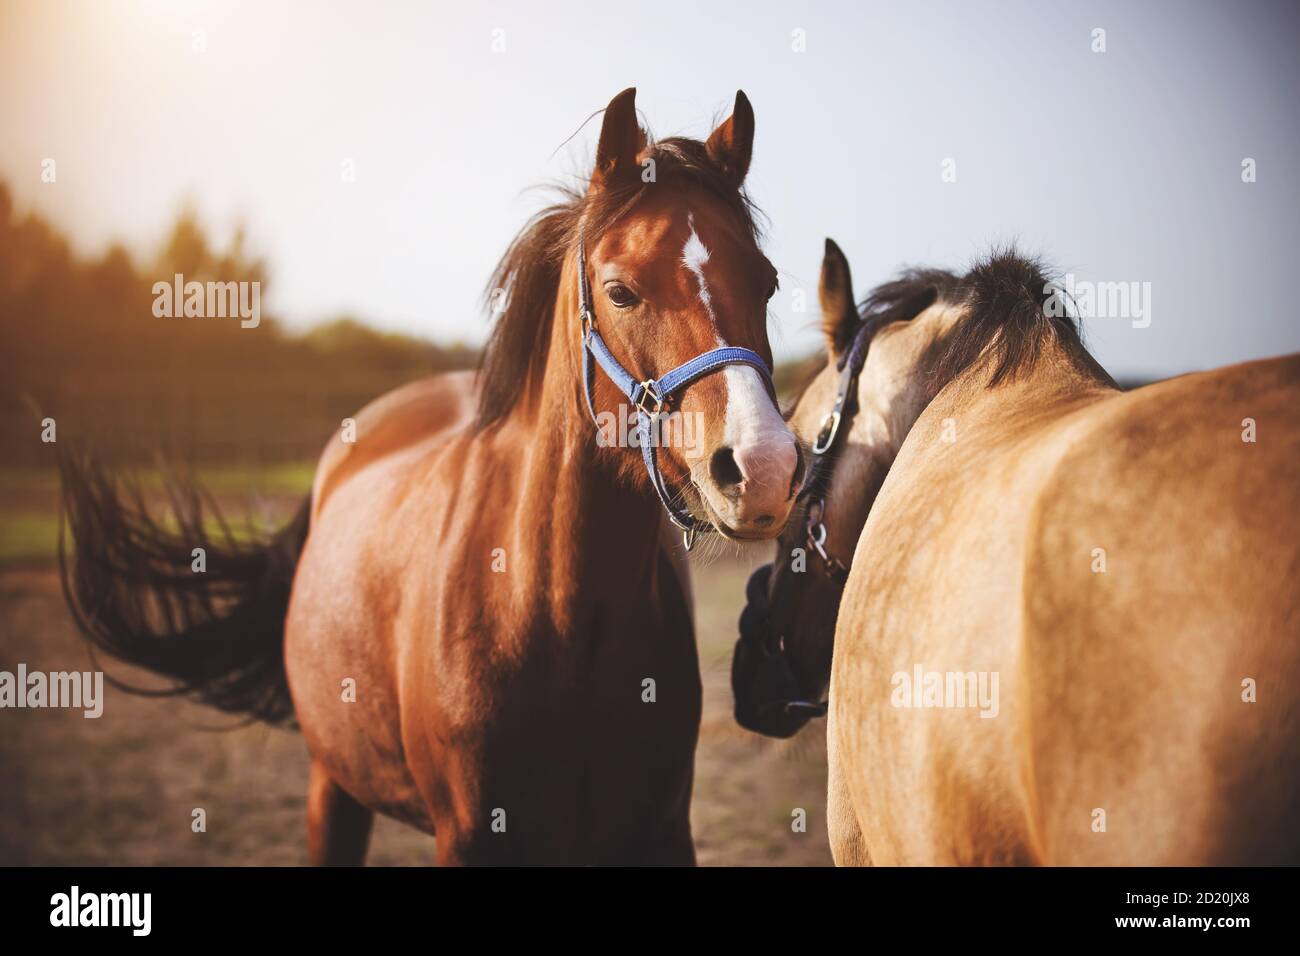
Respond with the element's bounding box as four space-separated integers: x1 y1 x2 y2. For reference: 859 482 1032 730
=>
798 318 874 580
576 236 777 551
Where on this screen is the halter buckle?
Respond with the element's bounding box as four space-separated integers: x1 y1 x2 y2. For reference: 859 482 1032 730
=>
812 410 841 454
634 379 665 420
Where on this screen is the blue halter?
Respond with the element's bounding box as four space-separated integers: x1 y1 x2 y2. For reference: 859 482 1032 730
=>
577 238 777 551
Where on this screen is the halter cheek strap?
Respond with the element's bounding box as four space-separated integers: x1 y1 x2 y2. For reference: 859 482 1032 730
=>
577 239 776 551
800 318 873 579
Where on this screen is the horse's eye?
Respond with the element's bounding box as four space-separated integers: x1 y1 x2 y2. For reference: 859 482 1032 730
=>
605 283 639 309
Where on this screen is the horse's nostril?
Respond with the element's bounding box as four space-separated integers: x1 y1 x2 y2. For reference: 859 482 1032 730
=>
755 515 775 528
710 447 744 492
791 441 807 494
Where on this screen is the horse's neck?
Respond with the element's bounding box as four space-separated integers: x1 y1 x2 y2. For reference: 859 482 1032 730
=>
495 292 669 622
924 333 1118 438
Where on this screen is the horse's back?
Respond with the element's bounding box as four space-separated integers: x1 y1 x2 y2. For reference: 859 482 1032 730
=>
1024 353 1300 863
310 370 479 517
285 371 478 831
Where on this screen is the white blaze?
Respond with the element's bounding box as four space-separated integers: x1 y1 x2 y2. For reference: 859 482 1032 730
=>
722 364 786 458
680 214 716 324
679 213 787 484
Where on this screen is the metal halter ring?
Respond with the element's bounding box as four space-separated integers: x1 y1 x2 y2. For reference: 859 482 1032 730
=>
681 525 699 551
807 520 831 562
633 379 665 420
811 410 841 455
804 497 844 573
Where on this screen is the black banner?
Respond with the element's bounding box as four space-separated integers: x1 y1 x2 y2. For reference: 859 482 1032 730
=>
0 866 1286 941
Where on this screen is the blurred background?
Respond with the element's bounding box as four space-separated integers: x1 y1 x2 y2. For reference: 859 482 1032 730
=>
5 0 1300 470
1 0 1298 865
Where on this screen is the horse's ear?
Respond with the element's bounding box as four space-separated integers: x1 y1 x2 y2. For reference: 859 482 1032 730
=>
706 90 755 186
591 87 646 191
819 238 858 357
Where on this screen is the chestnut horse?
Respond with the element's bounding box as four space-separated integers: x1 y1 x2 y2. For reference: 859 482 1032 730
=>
733 239 1300 864
61 89 801 864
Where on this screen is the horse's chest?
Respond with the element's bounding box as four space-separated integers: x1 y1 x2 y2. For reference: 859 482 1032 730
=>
387 591 700 855
427 593 699 736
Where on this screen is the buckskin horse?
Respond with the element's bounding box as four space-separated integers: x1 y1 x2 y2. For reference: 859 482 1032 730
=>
733 238 1300 864
60 89 803 865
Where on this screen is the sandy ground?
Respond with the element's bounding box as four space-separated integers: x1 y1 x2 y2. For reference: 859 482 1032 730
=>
0 549 832 866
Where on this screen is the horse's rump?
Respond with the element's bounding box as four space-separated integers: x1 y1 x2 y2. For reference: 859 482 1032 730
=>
1022 353 1300 863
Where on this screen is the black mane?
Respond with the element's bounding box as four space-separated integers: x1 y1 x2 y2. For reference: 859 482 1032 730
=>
855 247 1081 387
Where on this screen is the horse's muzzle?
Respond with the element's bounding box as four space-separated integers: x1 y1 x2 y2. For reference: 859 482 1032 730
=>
731 564 827 739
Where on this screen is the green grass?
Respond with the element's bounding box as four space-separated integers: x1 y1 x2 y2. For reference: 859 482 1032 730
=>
0 509 291 565
0 512 63 563
0 462 316 495
0 462 315 565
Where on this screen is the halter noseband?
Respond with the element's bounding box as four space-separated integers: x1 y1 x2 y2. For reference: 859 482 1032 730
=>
577 236 777 551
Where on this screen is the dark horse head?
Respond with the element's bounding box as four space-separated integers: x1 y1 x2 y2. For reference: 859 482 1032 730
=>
731 237 1075 738
731 238 962 737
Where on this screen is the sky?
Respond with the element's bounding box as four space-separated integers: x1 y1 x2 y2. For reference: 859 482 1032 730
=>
2 0 1298 379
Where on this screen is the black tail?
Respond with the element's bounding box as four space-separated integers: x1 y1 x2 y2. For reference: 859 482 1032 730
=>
58 452 311 726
